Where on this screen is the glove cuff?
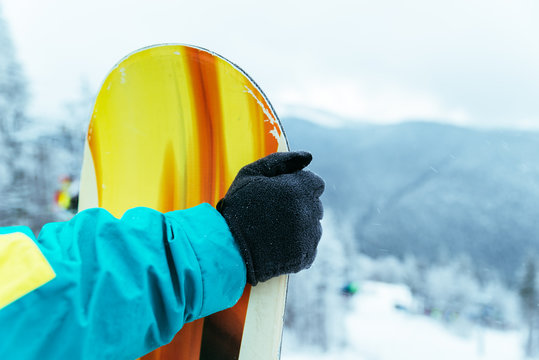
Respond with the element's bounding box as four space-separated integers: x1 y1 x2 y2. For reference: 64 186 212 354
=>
217 198 258 285
232 234 258 286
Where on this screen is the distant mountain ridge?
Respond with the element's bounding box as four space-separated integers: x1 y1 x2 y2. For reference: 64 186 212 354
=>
281 116 539 284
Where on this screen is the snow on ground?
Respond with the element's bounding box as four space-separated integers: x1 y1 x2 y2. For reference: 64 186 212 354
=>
282 281 524 360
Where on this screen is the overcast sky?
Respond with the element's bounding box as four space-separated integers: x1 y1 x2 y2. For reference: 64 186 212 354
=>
2 0 539 128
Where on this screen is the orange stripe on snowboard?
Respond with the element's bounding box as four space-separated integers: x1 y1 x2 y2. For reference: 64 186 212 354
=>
141 48 253 360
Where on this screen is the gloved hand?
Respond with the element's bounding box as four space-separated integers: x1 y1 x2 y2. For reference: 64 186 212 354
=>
217 151 325 285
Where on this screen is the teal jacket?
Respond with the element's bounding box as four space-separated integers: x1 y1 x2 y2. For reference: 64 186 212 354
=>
0 203 247 359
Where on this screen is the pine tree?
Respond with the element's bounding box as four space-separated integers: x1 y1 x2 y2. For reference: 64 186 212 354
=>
0 3 32 227
0 5 27 135
520 258 538 357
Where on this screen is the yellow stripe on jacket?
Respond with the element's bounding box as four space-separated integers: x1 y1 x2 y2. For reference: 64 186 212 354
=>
0 232 56 309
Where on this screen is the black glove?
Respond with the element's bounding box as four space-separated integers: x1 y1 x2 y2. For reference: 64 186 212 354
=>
217 151 325 285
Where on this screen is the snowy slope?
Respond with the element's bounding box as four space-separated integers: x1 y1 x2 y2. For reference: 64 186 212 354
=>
282 281 524 360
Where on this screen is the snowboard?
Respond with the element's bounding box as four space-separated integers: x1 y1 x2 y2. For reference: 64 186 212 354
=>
78 44 289 360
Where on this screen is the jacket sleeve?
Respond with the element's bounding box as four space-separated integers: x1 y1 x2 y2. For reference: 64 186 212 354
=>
0 203 247 359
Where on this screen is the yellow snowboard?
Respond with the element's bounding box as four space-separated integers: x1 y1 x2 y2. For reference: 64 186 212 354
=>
78 44 288 360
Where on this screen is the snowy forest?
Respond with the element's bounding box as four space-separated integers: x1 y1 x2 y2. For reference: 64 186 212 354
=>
2 3 539 360
0 6 91 231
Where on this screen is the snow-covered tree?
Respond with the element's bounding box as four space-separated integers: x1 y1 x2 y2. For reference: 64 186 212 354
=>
0 3 32 227
285 211 356 351
0 5 27 135
520 257 538 357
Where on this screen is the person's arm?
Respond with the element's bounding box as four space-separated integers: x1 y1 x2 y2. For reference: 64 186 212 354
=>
0 204 246 359
0 150 324 360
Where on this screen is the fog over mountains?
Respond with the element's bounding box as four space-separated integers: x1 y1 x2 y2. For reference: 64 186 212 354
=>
281 116 539 284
